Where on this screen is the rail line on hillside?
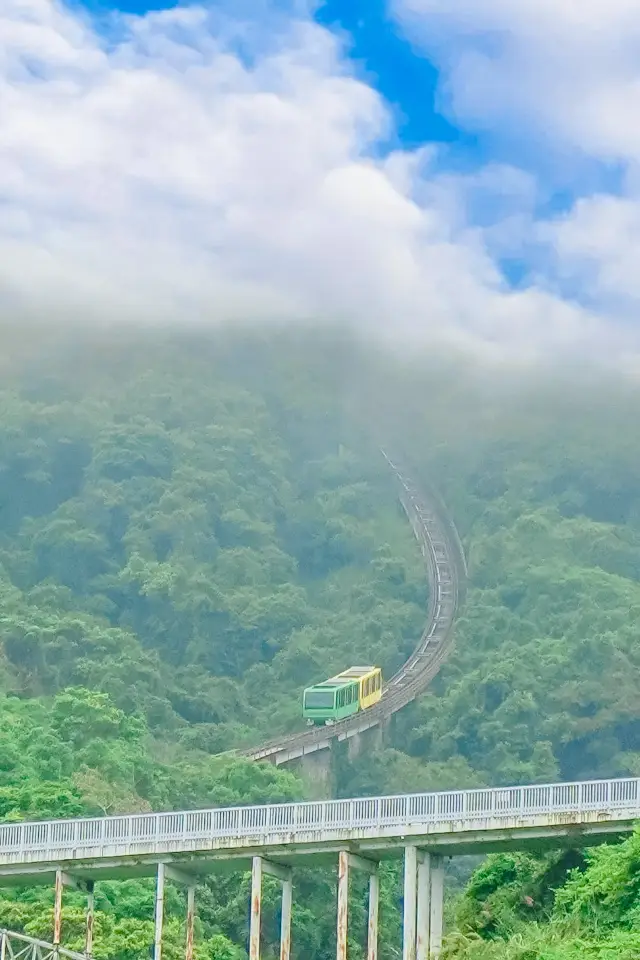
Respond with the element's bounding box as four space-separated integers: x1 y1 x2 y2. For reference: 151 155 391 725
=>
242 452 467 765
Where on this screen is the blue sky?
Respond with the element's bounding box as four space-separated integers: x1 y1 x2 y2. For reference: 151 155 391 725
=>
2 0 640 358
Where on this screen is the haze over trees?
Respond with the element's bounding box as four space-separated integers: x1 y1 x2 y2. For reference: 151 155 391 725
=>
0 323 639 958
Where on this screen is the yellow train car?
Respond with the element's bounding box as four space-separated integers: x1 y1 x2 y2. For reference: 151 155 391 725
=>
329 665 383 711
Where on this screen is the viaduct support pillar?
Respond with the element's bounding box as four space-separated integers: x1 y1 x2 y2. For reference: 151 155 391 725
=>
403 849 445 959
53 869 64 952
402 846 417 960
85 880 95 958
154 864 165 960
429 857 445 959
154 864 199 960
416 854 430 960
249 856 293 960
51 871 94 957
185 885 196 960
336 851 379 960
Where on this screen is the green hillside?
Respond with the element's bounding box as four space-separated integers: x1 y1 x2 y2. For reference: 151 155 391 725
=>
1 324 639 958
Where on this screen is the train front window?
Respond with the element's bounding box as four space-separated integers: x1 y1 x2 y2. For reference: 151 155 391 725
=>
305 690 335 708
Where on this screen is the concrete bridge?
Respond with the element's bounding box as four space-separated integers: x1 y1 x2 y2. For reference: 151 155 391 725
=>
0 776 638 960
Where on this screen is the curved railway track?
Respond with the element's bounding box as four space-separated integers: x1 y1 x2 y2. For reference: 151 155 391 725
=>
243 452 467 765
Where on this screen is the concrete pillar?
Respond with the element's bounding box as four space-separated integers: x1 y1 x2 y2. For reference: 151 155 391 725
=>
429 856 445 959
402 846 417 960
185 886 195 960
154 863 166 960
298 748 334 799
347 733 363 762
335 851 379 960
249 857 293 960
367 870 379 960
336 851 349 960
53 869 64 949
280 877 292 960
416 855 430 960
85 881 95 958
250 857 263 960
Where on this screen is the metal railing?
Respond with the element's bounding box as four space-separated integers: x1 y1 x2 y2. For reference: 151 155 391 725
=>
243 452 465 761
0 931 87 960
0 778 638 863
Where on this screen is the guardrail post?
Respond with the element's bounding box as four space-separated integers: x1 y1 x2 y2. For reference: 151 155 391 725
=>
416 853 430 960
1 929 6 960
428 856 444 958
403 846 417 960
154 863 165 960
85 881 95 957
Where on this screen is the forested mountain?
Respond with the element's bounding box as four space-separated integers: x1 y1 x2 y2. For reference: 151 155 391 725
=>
1 323 639 959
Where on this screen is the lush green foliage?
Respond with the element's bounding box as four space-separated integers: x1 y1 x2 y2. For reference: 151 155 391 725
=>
2 326 640 958
388 374 640 786
0 327 428 958
446 830 640 959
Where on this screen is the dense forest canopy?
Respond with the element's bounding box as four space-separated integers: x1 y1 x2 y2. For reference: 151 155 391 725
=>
1 321 639 959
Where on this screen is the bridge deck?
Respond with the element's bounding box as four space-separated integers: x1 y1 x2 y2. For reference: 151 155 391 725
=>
0 778 638 885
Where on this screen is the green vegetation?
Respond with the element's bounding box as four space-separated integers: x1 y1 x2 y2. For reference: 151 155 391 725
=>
444 829 640 959
1 324 640 958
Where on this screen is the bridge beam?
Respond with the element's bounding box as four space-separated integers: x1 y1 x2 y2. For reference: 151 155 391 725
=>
250 856 293 960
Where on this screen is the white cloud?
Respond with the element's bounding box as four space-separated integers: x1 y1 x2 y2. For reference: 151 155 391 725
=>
0 0 629 358
394 0 640 163
391 0 640 349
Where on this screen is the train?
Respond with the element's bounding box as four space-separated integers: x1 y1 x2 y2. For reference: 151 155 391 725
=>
302 666 383 725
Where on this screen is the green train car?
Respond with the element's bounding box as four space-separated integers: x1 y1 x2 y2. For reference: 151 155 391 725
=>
303 666 382 725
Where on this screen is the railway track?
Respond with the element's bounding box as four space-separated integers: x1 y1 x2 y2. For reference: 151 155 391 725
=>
242 452 467 765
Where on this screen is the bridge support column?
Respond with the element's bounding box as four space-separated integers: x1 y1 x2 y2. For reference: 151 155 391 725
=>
416 854 430 960
429 857 444 959
402 846 417 960
280 873 293 960
153 864 199 960
336 851 379 960
154 863 165 960
367 868 379 960
337 851 348 960
249 856 293 960
50 871 94 956
250 857 262 960
53 869 64 951
299 747 333 799
85 880 95 958
185 885 195 960
52 869 79 952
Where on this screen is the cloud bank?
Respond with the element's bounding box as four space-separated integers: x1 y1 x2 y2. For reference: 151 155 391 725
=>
396 0 640 335
1 0 638 358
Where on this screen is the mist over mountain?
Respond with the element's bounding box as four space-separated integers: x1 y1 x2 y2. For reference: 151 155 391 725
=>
0 323 638 957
